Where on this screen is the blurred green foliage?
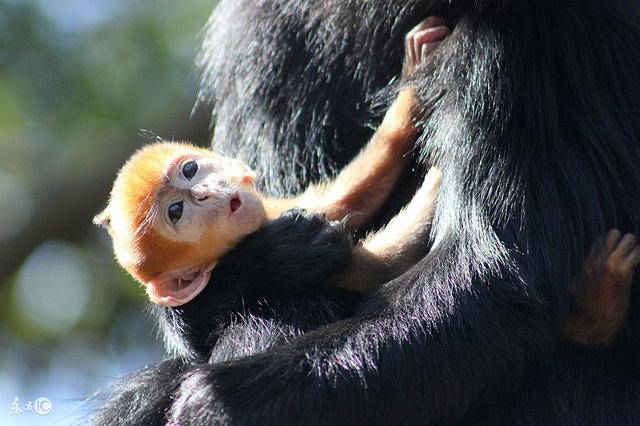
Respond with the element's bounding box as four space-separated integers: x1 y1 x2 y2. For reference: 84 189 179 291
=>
0 0 215 423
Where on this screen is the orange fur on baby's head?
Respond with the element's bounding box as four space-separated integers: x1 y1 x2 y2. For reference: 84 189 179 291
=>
95 142 216 283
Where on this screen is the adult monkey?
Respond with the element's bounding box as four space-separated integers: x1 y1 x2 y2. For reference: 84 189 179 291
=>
94 1 640 425
189 0 640 423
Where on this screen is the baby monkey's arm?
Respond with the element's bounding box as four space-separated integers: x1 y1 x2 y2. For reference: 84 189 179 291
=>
263 16 450 232
562 230 640 346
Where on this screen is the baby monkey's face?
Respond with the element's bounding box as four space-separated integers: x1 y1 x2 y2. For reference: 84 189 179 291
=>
140 151 266 306
97 142 268 307
155 152 265 248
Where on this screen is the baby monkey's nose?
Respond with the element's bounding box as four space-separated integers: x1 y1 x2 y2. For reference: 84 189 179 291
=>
191 178 229 204
191 186 212 202
191 184 215 203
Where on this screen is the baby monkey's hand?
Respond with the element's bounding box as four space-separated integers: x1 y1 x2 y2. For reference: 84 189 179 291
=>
402 16 450 78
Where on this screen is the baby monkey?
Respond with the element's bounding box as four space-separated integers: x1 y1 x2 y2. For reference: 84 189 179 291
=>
96 17 638 346
94 23 449 307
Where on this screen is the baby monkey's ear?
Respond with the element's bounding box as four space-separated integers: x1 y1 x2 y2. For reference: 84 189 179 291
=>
93 208 112 230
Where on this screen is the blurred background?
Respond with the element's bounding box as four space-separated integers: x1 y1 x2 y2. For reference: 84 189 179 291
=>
0 0 215 424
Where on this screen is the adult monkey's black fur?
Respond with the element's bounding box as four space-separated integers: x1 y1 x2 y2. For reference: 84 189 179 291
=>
93 0 640 424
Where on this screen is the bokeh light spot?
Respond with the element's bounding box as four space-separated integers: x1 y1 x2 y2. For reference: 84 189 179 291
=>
14 240 91 336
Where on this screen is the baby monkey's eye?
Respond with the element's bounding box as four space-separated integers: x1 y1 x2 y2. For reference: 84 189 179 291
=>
168 201 184 224
181 161 198 180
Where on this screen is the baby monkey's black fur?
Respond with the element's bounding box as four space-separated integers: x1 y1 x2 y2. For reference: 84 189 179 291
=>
156 209 359 362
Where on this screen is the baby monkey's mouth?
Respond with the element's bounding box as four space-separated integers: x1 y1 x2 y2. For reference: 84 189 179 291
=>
230 193 242 213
